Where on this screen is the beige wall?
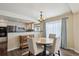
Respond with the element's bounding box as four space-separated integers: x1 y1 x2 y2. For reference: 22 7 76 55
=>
66 14 74 49
73 13 79 52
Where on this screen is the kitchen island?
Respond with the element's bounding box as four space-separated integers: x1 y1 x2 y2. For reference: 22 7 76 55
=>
7 31 41 51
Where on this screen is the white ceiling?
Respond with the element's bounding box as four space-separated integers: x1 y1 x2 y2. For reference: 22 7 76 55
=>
0 3 79 23
68 3 79 13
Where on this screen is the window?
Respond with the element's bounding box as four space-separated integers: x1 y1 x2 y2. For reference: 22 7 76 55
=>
46 20 61 38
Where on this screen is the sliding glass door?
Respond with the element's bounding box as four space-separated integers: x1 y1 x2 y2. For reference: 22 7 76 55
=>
46 20 61 38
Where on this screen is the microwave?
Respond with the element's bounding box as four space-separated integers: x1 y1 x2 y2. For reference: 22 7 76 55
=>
0 27 7 37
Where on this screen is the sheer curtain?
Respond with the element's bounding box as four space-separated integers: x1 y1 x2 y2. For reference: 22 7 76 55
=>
46 20 61 38
61 17 68 48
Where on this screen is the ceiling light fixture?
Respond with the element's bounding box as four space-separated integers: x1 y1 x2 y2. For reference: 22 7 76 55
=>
39 11 45 22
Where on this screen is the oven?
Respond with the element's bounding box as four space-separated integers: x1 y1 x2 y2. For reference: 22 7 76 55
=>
0 27 7 37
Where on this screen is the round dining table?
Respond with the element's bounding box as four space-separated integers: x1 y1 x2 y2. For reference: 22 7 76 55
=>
36 38 53 56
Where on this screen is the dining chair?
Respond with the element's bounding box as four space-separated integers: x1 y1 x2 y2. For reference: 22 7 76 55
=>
47 37 61 56
27 38 43 56
49 34 56 38
47 34 56 47
54 37 61 56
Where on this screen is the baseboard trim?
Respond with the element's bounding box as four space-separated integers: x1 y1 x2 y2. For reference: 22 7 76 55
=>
66 48 79 54
8 47 19 52
74 49 79 54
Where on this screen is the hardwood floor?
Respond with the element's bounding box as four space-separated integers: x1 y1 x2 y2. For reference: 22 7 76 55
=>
0 42 79 56
0 41 7 56
7 48 29 56
61 49 79 56
7 48 79 56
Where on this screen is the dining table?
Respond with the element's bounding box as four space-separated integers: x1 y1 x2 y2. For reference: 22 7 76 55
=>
36 37 54 56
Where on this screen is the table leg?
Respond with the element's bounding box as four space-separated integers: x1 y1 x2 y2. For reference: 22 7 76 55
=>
43 44 46 56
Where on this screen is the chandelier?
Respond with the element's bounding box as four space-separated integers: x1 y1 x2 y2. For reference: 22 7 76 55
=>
39 11 45 22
